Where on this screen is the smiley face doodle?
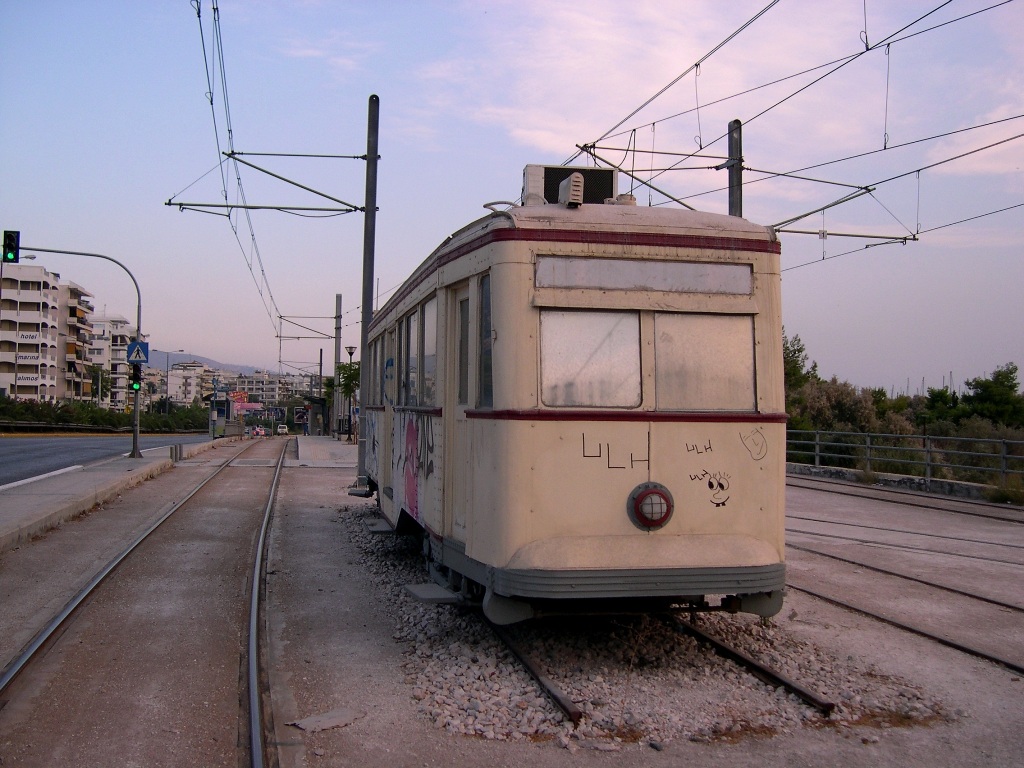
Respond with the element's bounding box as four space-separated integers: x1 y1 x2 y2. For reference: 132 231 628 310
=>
707 472 730 507
689 469 732 507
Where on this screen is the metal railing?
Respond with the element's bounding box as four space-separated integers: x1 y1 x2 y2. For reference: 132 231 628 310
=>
787 429 1024 489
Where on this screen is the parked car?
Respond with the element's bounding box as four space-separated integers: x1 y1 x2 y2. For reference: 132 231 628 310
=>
252 426 265 437
276 424 289 435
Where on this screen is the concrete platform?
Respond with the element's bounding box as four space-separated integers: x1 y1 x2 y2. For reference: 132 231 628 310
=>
289 435 359 469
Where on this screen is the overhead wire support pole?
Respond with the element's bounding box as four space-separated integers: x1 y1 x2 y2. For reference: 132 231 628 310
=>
334 294 343 439
355 94 379 493
726 119 742 217
23 246 144 458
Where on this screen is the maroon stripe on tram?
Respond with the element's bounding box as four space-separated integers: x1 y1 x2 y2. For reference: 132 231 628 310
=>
466 410 788 423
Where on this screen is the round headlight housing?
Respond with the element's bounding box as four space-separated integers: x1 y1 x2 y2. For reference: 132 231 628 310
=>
627 482 674 530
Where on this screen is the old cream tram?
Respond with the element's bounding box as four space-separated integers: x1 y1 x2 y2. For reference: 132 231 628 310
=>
361 165 785 624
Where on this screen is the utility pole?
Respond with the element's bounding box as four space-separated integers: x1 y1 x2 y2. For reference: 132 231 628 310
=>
355 95 379 491
716 119 743 218
334 293 342 438
728 119 742 218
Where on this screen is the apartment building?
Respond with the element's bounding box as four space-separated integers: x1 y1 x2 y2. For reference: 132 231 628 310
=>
168 361 210 407
90 314 137 412
0 263 64 400
58 281 95 402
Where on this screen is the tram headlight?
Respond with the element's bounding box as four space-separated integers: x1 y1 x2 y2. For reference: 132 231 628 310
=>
627 482 674 530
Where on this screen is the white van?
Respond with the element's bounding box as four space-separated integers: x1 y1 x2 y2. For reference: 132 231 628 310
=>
276 424 289 435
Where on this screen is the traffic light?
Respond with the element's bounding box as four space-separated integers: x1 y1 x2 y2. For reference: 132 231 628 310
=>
130 364 142 392
2 230 19 264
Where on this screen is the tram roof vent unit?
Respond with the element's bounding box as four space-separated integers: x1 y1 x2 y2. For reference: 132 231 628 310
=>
522 164 617 207
558 172 584 208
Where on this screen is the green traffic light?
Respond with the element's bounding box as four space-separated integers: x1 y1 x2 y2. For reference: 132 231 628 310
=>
3 230 20 263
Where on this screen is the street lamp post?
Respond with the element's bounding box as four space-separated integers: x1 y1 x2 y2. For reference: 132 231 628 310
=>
22 246 144 458
345 345 356 443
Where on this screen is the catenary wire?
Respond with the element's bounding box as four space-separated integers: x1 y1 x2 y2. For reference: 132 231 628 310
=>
564 0 782 165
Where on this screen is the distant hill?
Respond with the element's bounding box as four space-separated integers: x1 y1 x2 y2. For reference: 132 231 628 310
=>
149 349 265 376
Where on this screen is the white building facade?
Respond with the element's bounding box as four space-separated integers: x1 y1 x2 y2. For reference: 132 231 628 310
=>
0 263 65 400
89 314 137 412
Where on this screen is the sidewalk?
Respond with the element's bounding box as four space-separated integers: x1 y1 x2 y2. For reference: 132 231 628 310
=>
0 435 363 555
1 450 182 555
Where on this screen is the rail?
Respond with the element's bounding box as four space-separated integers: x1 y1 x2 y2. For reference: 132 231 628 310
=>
786 429 1024 489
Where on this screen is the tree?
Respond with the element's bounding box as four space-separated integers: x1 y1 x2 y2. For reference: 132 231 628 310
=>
337 361 360 439
791 376 879 433
337 362 360 402
960 363 1024 428
782 329 818 395
87 364 110 404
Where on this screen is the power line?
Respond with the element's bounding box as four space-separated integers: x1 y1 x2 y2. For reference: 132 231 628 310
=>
647 2 961 186
634 113 1024 208
193 0 282 339
770 130 1024 229
566 0 782 165
588 0 1010 205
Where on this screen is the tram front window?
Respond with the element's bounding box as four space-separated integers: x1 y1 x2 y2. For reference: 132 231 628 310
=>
655 313 756 411
540 310 641 407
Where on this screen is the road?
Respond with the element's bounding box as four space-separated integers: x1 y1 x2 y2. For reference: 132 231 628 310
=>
0 434 213 487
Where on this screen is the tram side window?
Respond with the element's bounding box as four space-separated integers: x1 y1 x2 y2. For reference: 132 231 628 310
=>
385 329 396 405
478 274 493 408
457 298 470 405
654 313 755 411
540 310 641 407
399 311 419 406
421 297 437 405
369 339 381 406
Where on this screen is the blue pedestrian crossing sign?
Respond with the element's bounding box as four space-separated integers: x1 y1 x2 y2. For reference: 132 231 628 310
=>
127 341 149 364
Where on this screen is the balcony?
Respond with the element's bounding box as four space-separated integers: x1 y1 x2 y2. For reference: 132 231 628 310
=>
14 310 44 325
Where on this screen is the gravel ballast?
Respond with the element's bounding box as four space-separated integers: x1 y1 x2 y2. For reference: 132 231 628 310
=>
346 503 951 751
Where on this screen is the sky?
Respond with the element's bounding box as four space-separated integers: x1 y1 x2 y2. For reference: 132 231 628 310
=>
2 0 1021 395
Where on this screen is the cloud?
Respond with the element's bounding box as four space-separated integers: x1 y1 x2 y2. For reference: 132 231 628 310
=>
278 31 376 77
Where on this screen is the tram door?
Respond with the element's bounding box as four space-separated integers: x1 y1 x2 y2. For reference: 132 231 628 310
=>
445 284 471 541
380 327 396 499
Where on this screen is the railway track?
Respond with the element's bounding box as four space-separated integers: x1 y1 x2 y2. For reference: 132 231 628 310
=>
488 610 837 729
786 478 1024 677
0 438 287 767
786 475 1024 524
786 580 1024 676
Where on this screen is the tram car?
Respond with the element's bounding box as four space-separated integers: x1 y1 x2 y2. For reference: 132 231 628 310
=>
360 164 786 624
